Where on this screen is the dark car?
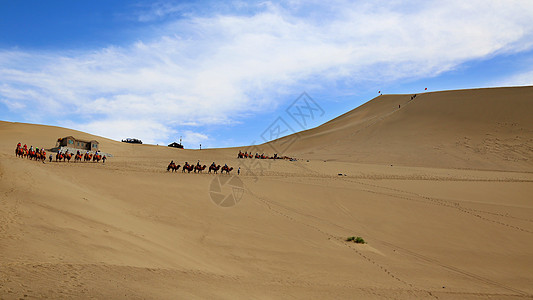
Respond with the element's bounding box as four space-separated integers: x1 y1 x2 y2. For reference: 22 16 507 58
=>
122 138 142 144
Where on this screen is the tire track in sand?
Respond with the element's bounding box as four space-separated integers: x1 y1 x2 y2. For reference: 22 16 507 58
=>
339 178 533 234
245 187 439 299
244 181 532 298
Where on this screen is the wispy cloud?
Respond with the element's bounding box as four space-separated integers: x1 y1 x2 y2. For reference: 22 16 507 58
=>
495 69 533 87
182 130 209 148
1 0 533 145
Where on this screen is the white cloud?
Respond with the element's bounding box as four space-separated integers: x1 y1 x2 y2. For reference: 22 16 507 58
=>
1 0 533 144
181 130 209 148
496 69 533 87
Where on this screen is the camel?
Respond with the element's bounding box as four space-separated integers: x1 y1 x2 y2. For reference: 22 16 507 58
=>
84 153 92 162
56 152 64 162
93 154 102 163
194 165 206 173
35 151 46 162
208 165 221 174
167 162 176 171
182 164 194 173
75 154 82 162
221 165 233 174
27 150 38 161
27 150 36 160
167 163 181 172
15 147 26 158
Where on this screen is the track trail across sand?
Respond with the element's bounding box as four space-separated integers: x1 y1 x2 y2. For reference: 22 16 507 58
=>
244 175 532 298
245 188 438 299
303 94 418 155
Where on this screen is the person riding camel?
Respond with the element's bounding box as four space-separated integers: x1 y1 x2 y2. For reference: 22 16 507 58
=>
23 144 27 150
211 162 216 168
197 160 200 167
17 142 21 148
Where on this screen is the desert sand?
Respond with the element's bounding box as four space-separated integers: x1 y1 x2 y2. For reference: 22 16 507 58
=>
1 86 532 299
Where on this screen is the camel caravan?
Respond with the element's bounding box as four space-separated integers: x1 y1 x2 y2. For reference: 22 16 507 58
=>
167 161 234 174
56 150 106 163
15 142 106 163
15 143 47 162
53 150 105 163
237 151 295 160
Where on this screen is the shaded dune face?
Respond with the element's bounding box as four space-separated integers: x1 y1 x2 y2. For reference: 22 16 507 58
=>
1 86 533 299
267 86 533 172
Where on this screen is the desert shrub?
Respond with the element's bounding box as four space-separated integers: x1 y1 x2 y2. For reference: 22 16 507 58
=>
354 237 365 244
346 236 365 244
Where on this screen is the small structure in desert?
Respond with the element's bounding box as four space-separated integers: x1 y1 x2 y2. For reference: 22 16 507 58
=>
168 142 184 149
56 136 99 151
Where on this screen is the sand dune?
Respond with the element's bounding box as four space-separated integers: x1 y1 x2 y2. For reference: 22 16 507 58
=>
1 86 533 299
267 86 533 172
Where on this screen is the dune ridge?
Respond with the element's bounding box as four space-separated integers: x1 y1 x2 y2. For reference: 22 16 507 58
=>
265 86 533 172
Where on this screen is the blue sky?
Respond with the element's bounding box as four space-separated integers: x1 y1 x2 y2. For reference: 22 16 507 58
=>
1 0 533 149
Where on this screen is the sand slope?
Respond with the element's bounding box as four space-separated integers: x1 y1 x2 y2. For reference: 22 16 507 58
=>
1 86 533 299
267 86 533 171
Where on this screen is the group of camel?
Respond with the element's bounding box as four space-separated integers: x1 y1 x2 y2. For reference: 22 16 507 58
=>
15 143 105 163
15 144 47 162
56 151 104 163
167 162 233 174
237 151 294 160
